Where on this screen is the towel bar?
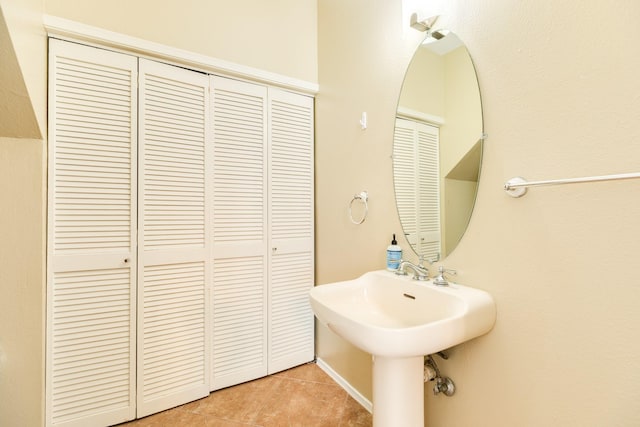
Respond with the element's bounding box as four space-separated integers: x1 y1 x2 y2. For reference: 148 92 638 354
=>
504 172 640 198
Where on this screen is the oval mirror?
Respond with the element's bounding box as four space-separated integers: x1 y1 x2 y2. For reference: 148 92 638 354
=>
393 30 483 261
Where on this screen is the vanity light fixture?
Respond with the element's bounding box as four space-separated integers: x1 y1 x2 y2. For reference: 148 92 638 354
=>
409 13 439 32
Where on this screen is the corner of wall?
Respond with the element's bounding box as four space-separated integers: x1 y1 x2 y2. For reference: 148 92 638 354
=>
0 0 48 139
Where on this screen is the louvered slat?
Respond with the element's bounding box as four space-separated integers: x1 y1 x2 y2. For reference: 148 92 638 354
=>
268 89 315 374
141 262 205 401
211 257 267 386
270 252 314 363
393 122 418 240
212 79 267 243
141 72 206 250
210 81 313 386
48 39 137 427
270 98 314 241
393 118 440 258
52 49 134 255
51 268 132 424
138 59 210 417
210 76 268 390
416 125 440 259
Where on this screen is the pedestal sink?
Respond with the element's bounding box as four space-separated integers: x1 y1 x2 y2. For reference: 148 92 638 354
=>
309 270 496 427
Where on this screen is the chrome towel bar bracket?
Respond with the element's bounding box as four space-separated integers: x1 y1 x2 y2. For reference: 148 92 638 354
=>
504 172 640 198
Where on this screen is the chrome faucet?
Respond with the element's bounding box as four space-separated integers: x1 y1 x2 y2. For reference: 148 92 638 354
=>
395 260 429 281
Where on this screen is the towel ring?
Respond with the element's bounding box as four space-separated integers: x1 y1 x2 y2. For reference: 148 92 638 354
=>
349 191 368 225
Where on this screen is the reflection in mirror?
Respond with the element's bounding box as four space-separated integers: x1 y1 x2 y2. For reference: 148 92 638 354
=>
393 31 483 261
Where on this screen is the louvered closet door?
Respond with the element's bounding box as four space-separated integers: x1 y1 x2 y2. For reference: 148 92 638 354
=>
267 88 315 374
394 119 418 248
137 59 211 416
416 122 440 259
47 39 137 427
393 118 440 259
210 76 268 390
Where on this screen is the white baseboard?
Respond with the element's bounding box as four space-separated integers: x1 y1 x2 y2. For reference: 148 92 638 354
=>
316 357 372 413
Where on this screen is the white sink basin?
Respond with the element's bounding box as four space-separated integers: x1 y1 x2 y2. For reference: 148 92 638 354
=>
309 270 496 358
310 270 497 427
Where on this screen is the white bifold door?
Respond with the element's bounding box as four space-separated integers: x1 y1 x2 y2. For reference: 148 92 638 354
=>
47 39 138 427
136 58 211 417
266 88 315 374
48 38 314 427
47 40 210 426
210 76 315 391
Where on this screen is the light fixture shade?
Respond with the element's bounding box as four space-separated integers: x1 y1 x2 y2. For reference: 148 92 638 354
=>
409 13 439 32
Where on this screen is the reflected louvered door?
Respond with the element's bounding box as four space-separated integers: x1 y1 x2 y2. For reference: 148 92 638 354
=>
47 39 137 427
416 123 440 259
210 76 268 390
393 118 440 259
137 59 211 416
267 88 315 374
393 119 418 248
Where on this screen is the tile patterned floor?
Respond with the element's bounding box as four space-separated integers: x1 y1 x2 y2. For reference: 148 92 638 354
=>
118 362 372 426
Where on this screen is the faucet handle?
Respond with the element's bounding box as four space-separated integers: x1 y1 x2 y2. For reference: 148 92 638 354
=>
433 266 456 286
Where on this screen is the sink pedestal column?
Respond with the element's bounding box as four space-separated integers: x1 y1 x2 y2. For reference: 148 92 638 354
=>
372 355 424 427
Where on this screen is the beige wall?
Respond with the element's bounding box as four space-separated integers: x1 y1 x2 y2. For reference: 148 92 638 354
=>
0 0 47 426
440 46 482 257
399 47 445 117
440 46 482 176
0 138 46 427
443 177 476 254
316 0 413 398
45 0 318 84
0 0 47 138
0 7 40 139
317 0 640 426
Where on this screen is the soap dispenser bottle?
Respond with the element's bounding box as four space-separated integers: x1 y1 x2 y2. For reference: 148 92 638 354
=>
386 234 402 271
